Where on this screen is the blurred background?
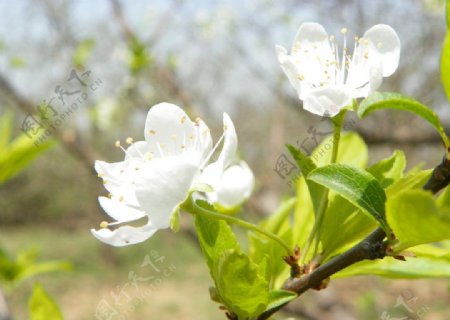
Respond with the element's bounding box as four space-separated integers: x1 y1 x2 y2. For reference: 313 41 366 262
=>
0 0 449 319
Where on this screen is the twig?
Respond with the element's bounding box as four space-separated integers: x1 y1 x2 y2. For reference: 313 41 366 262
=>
0 289 12 320
0 74 98 175
257 153 450 320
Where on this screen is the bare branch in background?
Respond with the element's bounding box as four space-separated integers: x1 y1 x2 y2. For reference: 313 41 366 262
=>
0 289 12 320
109 0 196 114
0 73 98 175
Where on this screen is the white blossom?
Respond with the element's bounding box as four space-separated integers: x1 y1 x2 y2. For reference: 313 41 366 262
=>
92 103 254 246
276 23 400 116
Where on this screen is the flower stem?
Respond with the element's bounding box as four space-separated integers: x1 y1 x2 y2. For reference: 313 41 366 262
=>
303 110 347 262
184 198 293 256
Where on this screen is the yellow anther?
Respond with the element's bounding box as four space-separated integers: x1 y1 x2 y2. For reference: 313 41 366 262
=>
340 27 348 34
115 140 121 148
188 134 194 140
145 152 153 160
126 137 134 144
100 221 109 228
180 144 185 149
180 116 187 124
149 129 156 135
298 74 305 80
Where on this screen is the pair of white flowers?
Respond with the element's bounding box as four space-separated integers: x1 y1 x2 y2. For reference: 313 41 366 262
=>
93 103 254 246
92 22 401 246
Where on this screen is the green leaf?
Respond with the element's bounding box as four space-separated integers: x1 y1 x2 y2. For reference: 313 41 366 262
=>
441 32 450 102
320 195 376 260
195 206 269 317
0 127 56 186
214 249 269 318
358 92 449 147
266 290 297 311
308 164 389 231
320 150 402 259
9 56 26 68
386 190 450 251
287 145 324 214
73 38 95 67
367 150 406 188
286 144 316 176
249 198 294 289
334 256 450 279
334 244 450 279
194 204 239 271
170 209 180 232
385 168 431 198
312 132 368 168
0 246 72 288
292 177 315 255
29 283 63 320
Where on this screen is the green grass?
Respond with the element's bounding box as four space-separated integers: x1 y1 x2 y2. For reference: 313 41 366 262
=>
0 225 223 320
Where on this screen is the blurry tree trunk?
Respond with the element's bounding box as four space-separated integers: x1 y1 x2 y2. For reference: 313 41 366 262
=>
0 289 11 320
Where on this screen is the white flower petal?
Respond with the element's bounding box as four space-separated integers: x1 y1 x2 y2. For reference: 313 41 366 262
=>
292 22 328 50
95 160 141 207
214 161 254 209
216 113 238 169
195 118 213 162
196 161 222 201
291 23 335 89
135 157 198 229
303 86 352 117
363 24 400 77
144 103 202 159
125 141 149 160
91 223 157 247
276 45 302 94
98 196 145 222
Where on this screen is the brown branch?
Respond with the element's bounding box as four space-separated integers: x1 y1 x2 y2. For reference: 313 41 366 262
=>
0 73 98 175
257 153 450 320
109 0 197 114
0 289 12 320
